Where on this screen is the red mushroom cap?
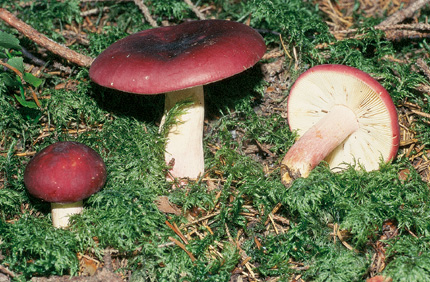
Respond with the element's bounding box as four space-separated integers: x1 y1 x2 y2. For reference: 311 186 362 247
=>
89 20 266 94
24 141 107 203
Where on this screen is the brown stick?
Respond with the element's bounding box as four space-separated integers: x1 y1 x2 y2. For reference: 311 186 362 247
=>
376 0 430 27
416 58 430 81
329 22 430 41
0 264 16 278
0 8 94 67
133 0 158 27
183 0 206 20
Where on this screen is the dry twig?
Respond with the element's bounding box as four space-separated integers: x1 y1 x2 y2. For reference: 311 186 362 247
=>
0 264 16 278
0 8 93 67
416 58 430 80
183 0 206 20
376 0 430 27
133 0 158 27
330 22 430 41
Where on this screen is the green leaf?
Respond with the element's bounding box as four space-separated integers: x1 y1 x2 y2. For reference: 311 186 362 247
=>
7 57 24 73
0 73 19 87
23 73 43 88
14 93 38 109
0 31 21 50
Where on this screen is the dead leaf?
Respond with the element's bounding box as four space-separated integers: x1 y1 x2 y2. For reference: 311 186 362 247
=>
155 196 181 215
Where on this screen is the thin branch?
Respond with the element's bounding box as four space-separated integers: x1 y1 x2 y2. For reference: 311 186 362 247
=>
0 8 94 67
0 264 16 278
376 0 430 27
377 23 430 31
378 23 430 40
133 0 158 27
80 7 110 17
329 23 430 41
416 58 430 81
21 46 46 66
183 0 206 20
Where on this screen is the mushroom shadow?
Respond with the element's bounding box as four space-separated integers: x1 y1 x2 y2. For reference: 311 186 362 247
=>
90 83 165 124
90 64 265 125
204 65 265 119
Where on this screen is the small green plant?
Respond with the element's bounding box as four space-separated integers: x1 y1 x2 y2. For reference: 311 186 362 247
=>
0 31 43 112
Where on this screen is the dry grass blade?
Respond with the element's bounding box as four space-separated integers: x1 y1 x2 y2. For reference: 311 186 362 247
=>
181 210 221 228
165 220 189 244
168 236 196 262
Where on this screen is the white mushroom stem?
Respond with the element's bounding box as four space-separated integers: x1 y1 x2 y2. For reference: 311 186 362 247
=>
281 104 359 186
160 86 204 183
51 201 83 228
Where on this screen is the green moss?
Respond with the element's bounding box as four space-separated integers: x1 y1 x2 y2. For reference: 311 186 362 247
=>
1 0 430 280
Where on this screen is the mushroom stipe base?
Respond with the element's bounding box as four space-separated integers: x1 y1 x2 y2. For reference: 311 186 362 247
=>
160 86 205 182
51 201 84 229
281 104 359 187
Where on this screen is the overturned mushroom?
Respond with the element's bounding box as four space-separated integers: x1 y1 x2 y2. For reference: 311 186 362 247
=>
281 64 400 187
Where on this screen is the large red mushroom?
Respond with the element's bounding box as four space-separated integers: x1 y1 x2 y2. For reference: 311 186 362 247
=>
89 19 266 184
24 141 107 228
281 64 400 187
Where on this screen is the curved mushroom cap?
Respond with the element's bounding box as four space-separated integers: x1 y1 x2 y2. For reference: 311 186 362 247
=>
287 64 400 171
24 142 107 203
89 20 266 94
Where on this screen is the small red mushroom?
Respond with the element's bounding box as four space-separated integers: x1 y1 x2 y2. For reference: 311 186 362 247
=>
281 64 400 187
89 19 266 184
24 141 107 228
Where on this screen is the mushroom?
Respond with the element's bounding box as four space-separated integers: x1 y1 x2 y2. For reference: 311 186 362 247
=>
281 64 400 187
24 141 107 228
89 19 266 183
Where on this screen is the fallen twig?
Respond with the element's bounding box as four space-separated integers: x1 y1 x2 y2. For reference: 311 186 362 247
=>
329 22 430 41
80 7 110 17
376 0 430 27
416 58 430 81
0 264 16 278
133 0 158 27
183 0 206 20
0 8 94 67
